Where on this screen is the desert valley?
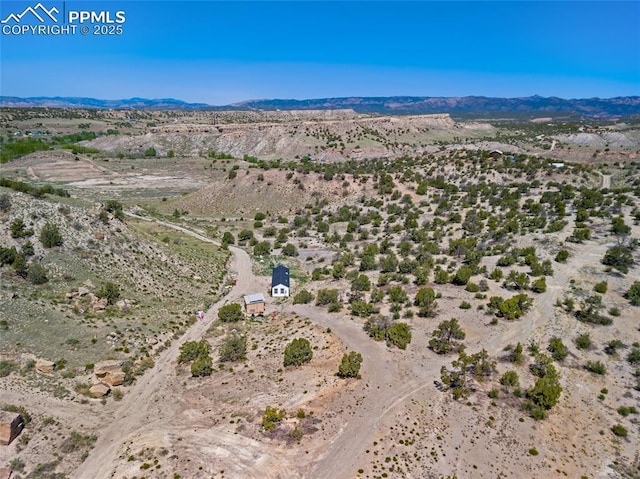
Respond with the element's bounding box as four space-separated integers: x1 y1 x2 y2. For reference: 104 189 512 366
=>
0 104 639 479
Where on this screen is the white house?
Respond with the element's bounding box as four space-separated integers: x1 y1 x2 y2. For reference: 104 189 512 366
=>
271 265 290 298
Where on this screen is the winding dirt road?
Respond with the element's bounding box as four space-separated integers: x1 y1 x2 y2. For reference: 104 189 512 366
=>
73 219 255 478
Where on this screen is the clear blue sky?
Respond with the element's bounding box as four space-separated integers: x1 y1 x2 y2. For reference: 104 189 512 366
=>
1 1 639 104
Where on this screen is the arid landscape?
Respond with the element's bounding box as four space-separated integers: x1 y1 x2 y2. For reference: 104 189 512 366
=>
0 106 639 479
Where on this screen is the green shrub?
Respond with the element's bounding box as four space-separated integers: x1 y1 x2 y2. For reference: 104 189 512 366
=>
0 360 18 378
178 340 211 363
594 281 608 294
253 241 271 256
219 334 247 362
262 406 285 432
625 281 640 306
351 274 371 292
282 243 298 257
602 246 634 274
555 250 569 263
237 229 253 241
327 302 341 312
350 301 375 317
465 282 479 293
585 360 606 375
531 277 547 293
221 231 235 245
489 268 503 281
414 287 438 317
96 282 120 305
459 301 472 310
547 337 568 361
434 269 449 284
9 458 25 473
10 218 32 238
611 424 628 437
627 348 640 365
218 303 244 322
316 288 339 306
525 375 562 418
500 370 519 387
575 333 591 350
190 357 213 377
509 342 524 363
27 263 48 285
337 351 363 379
617 406 638 417
529 354 556 378
429 318 466 354
385 322 412 350
293 289 314 304
283 338 313 367
364 316 391 341
452 266 473 286
494 294 533 320
60 430 97 453
40 222 63 248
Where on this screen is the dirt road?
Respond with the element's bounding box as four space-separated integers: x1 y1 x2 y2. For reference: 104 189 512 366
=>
285 304 439 479
73 216 442 479
72 224 255 479
73 217 614 479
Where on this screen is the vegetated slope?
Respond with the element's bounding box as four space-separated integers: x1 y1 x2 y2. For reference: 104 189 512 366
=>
0 189 228 366
173 167 364 217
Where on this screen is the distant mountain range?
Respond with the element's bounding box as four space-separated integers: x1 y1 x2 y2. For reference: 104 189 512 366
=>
0 96 209 110
1 95 639 117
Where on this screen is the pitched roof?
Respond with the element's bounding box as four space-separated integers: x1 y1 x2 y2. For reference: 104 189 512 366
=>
271 264 290 288
244 293 265 304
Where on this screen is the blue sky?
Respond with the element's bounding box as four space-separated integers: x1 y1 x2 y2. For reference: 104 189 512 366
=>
1 1 639 103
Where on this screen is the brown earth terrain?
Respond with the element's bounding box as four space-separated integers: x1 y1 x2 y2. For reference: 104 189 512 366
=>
0 109 639 479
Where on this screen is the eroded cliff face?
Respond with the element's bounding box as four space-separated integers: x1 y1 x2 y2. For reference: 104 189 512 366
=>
86 113 489 160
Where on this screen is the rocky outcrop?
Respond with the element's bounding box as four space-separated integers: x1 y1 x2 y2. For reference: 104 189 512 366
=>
0 411 24 445
35 359 55 374
66 280 133 314
94 360 126 386
89 383 110 398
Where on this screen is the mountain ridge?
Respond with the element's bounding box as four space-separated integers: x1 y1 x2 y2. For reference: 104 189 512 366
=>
1 95 639 117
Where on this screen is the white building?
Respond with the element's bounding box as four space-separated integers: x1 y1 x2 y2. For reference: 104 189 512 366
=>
271 265 290 297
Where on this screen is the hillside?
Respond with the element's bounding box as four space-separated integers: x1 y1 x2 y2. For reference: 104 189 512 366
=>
0 189 228 365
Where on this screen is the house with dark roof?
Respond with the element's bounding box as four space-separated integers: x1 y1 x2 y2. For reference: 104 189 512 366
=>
271 265 290 297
